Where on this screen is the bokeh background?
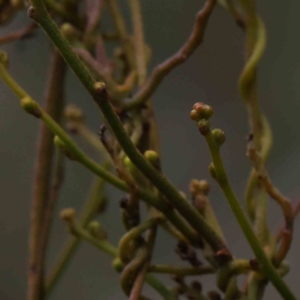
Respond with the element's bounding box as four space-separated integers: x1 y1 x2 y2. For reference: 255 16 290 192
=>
1 0 300 299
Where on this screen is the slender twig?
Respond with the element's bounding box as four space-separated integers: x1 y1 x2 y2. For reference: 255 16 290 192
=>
126 0 161 157
118 217 162 264
123 0 216 110
84 0 104 43
247 140 294 266
27 50 66 300
245 116 272 221
216 259 251 292
46 173 108 293
203 128 297 300
148 265 214 276
128 0 147 85
276 197 300 242
0 22 37 45
106 0 135 68
39 152 65 278
129 224 158 300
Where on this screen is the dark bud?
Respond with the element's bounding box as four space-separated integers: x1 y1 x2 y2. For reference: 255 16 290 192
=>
119 197 128 209
207 290 222 300
27 6 36 20
208 163 217 180
197 119 210 135
190 281 202 292
216 248 232 264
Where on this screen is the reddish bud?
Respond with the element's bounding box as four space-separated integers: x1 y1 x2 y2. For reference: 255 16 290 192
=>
197 119 210 135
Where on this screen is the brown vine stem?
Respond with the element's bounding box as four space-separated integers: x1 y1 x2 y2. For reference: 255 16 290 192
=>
0 22 37 45
276 197 300 242
28 50 66 300
127 0 161 155
129 224 157 300
106 0 135 69
247 141 294 266
123 0 216 110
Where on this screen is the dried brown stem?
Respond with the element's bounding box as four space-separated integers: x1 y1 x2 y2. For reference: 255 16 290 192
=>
38 153 65 287
84 0 105 42
28 50 66 300
0 22 37 45
247 141 294 266
276 197 300 242
106 0 135 68
124 0 216 109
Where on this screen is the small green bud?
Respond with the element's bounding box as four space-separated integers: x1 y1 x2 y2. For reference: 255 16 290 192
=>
189 179 210 196
208 163 217 180
60 23 78 40
197 119 210 135
112 257 123 272
211 129 226 146
144 150 160 170
20 97 41 118
94 81 106 93
60 208 76 222
88 220 107 240
202 105 213 119
0 50 9 68
54 136 77 161
123 156 136 173
65 104 85 123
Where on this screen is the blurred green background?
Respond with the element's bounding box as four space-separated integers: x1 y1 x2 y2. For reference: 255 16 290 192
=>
1 0 300 299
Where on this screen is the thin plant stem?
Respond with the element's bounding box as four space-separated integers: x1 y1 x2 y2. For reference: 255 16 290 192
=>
128 0 147 85
148 265 215 276
0 22 37 45
45 173 108 293
123 0 216 110
245 116 272 221
247 140 294 266
106 0 135 68
204 131 297 300
27 50 66 300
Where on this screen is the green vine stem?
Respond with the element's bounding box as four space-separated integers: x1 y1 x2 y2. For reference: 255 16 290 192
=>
118 217 162 264
238 3 266 151
247 140 294 266
245 116 272 221
203 126 297 300
217 259 251 292
60 209 176 300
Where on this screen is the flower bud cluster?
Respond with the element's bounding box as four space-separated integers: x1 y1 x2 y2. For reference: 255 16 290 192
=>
190 102 213 136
